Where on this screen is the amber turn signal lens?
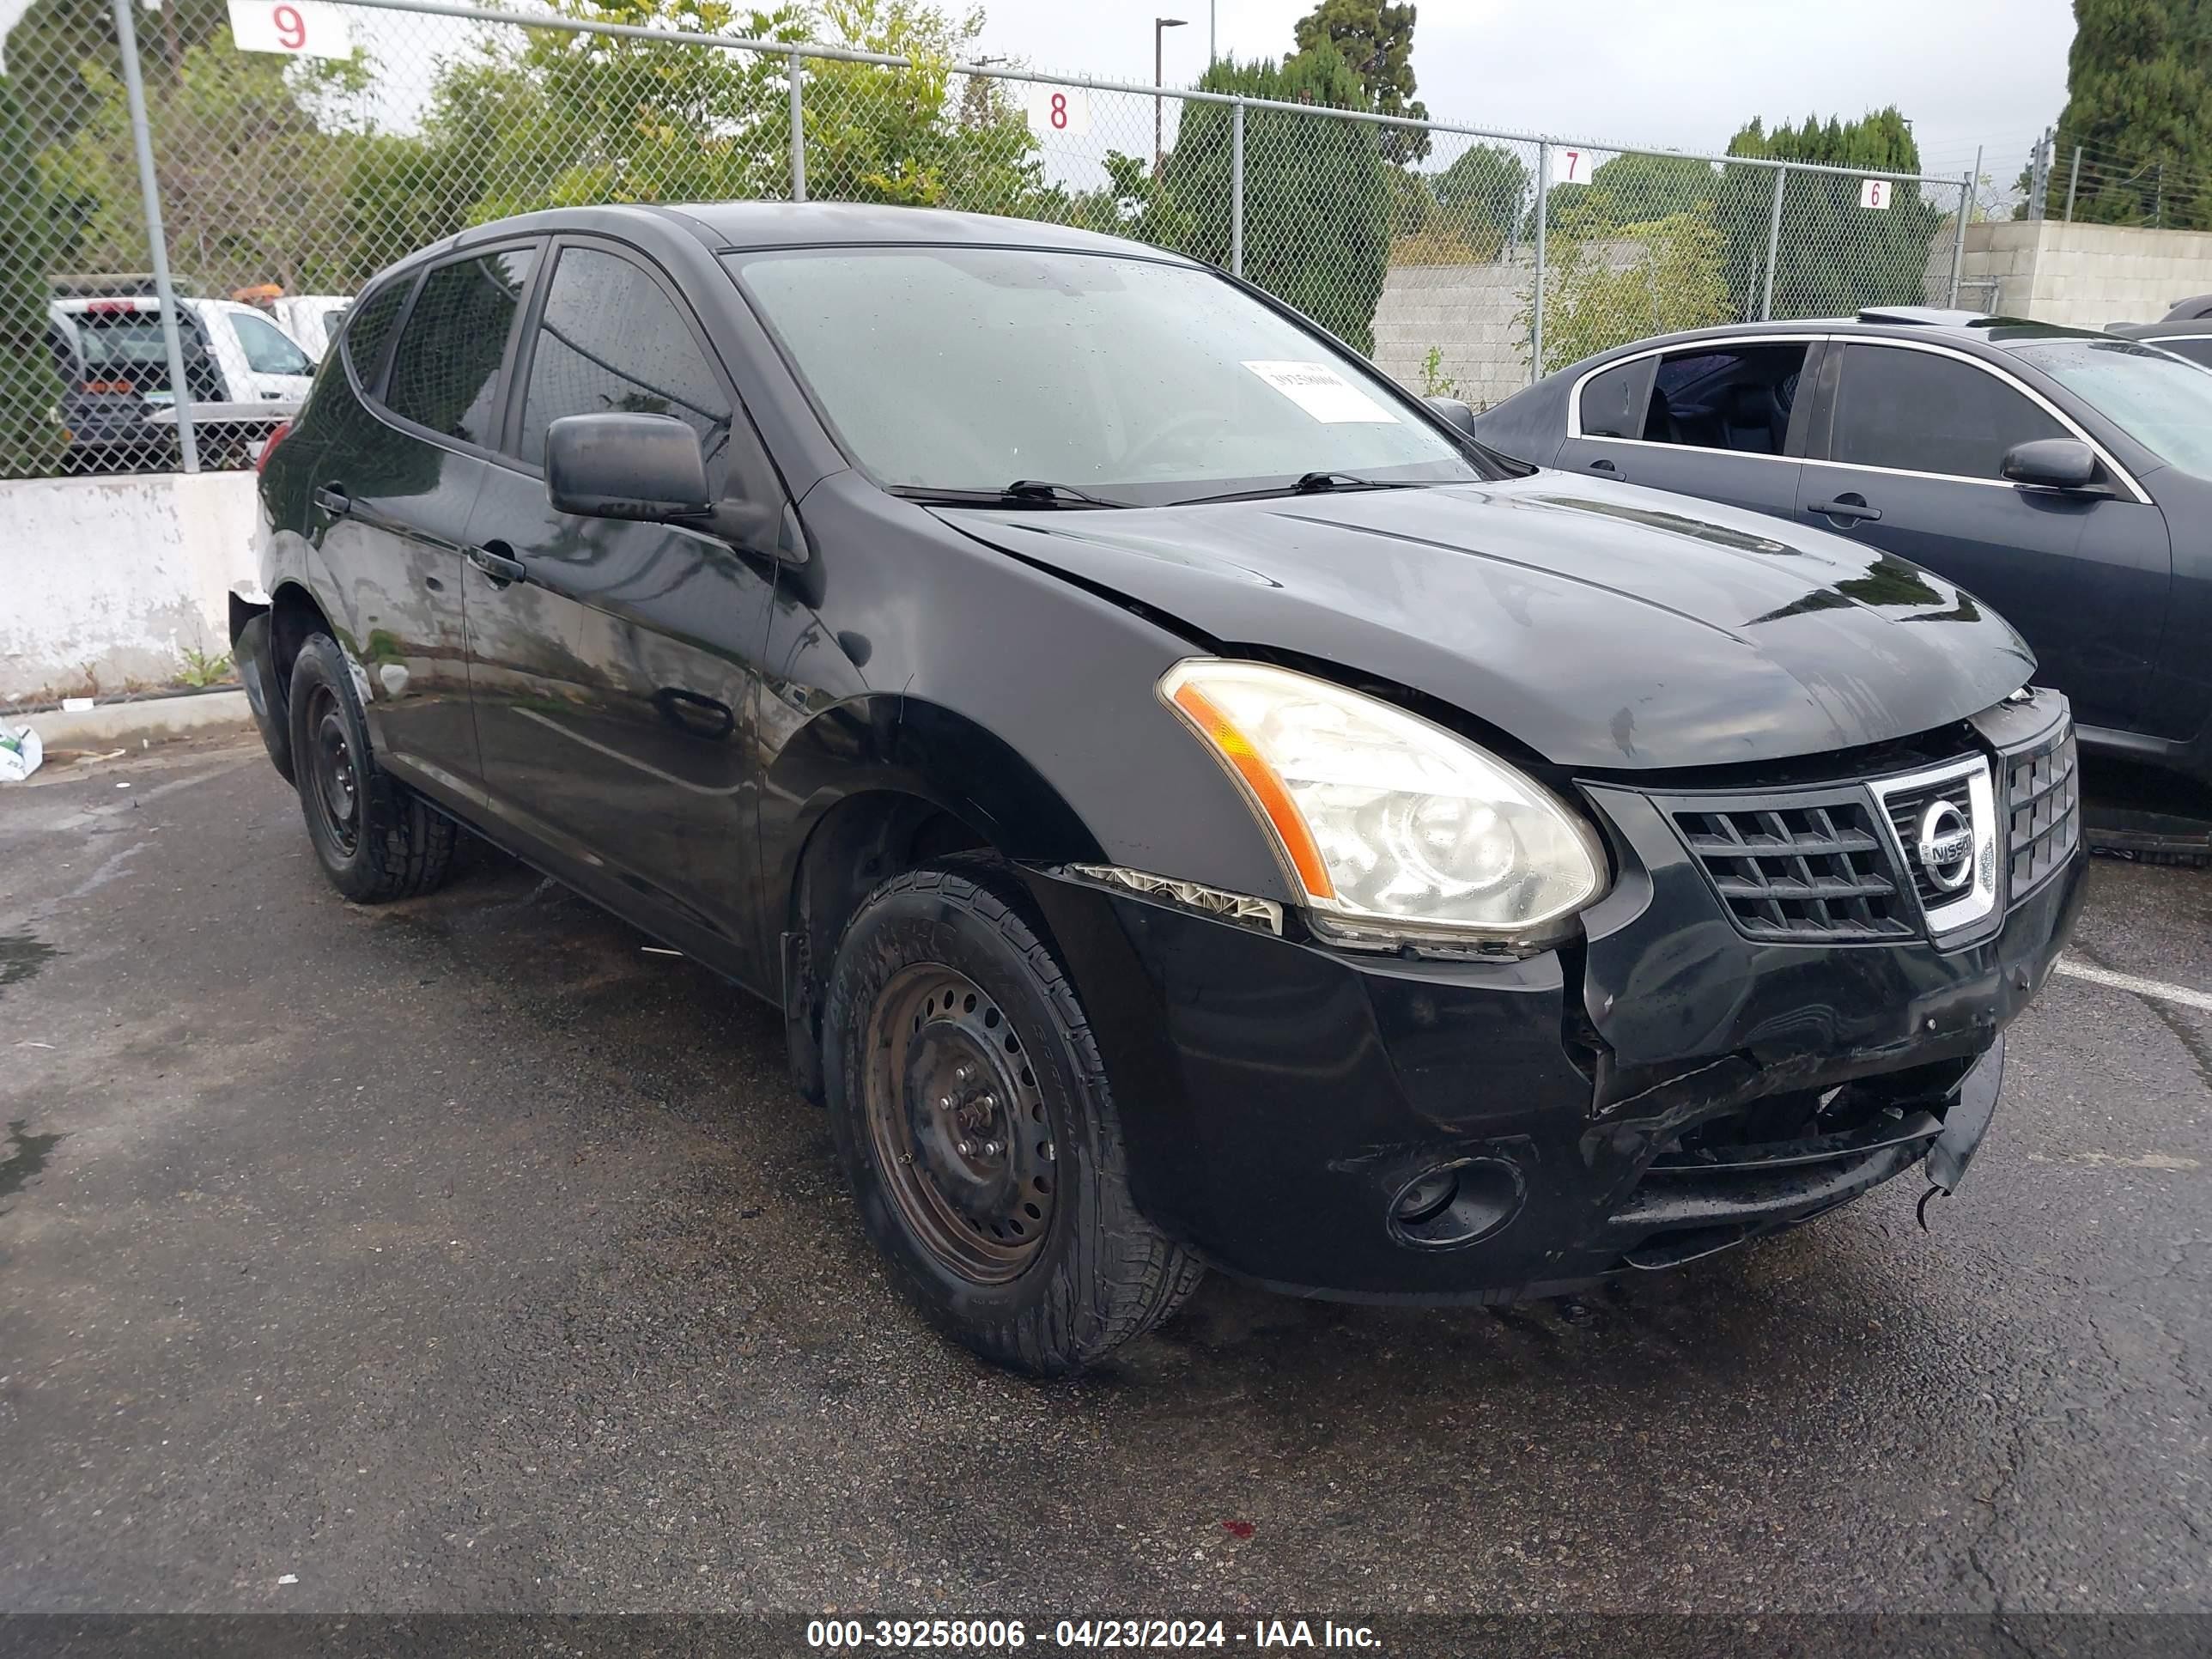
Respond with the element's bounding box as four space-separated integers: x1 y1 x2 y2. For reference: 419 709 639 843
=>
1167 679 1335 901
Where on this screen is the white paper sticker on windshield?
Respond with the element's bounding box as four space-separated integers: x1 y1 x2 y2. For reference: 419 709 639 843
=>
1242 361 1400 424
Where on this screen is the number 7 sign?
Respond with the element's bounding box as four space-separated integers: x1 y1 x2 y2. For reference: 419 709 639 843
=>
228 0 353 60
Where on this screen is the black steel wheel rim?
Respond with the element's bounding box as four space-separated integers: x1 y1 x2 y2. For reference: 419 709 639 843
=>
307 684 359 856
862 963 1057 1284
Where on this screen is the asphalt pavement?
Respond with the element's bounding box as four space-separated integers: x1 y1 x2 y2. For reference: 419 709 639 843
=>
0 738 2206 1619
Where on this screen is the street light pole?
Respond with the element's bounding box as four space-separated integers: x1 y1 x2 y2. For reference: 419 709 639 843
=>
1154 16 1186 177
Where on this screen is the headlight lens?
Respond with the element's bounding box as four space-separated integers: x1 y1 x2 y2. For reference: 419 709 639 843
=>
1159 659 1605 940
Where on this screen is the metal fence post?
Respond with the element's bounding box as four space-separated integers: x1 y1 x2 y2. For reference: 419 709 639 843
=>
1529 142 1548 384
787 52 805 203
2063 145 2081 222
109 0 198 474
1230 99 1244 277
1948 172 1972 307
1759 164 1785 320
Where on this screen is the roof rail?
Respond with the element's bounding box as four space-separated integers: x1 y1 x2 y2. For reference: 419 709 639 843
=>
1855 306 1989 327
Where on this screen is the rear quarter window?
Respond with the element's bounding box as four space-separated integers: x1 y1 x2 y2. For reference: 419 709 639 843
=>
339 277 411 396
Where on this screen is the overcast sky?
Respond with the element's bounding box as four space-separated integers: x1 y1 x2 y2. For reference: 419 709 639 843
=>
969 0 2075 184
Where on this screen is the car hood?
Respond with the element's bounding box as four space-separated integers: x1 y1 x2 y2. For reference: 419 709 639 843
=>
934 473 2033 770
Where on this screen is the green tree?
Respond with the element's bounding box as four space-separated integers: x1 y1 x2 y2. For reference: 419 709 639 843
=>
1292 0 1428 163
0 72 67 477
1526 203 1731 374
1431 141 1527 253
40 31 374 294
3 0 230 149
2054 0 2212 228
1164 46 1391 353
1529 151 1717 240
798 0 1046 213
434 0 809 223
1718 108 1942 319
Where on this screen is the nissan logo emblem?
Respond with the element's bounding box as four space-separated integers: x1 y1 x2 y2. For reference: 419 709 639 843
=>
1917 799 1977 893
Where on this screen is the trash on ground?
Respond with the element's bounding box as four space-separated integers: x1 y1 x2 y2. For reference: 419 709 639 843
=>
0 725 43 783
59 697 94 713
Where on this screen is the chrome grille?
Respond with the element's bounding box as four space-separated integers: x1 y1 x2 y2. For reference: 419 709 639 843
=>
1670 797 1911 941
2005 728 2080 896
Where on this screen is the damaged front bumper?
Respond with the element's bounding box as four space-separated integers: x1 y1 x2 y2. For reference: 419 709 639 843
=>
1021 692 2087 1303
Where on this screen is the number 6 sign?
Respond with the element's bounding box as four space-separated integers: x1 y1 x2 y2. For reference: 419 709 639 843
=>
1859 179 1893 210
227 0 354 60
1024 84 1091 138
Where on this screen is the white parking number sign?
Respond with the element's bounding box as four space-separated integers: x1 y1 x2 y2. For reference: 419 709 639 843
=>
1555 148 1591 185
227 0 354 60
1025 85 1091 138
1860 179 1893 210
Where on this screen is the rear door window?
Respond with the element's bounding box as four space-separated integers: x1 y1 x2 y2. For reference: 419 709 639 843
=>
1828 343 2065 480
383 246 538 447
1638 343 1809 456
515 245 737 492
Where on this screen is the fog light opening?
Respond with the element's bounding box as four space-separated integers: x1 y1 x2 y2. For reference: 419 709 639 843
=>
1386 1158 1524 1250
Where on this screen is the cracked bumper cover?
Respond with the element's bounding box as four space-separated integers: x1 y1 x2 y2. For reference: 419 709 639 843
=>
1020 787 2087 1304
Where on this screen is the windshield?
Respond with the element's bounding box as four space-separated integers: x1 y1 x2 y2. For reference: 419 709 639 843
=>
2009 336 2212 479
726 246 1487 503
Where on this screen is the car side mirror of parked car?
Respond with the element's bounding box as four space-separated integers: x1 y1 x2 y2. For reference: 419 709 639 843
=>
545 412 713 522
2002 437 2104 494
1425 396 1481 440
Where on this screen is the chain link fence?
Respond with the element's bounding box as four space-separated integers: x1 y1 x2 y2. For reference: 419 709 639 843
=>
0 0 1971 482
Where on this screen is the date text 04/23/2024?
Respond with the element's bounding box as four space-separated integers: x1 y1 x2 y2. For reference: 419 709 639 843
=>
805 1619 1382 1649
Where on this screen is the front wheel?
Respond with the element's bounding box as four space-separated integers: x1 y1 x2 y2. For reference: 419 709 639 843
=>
824 862 1203 1376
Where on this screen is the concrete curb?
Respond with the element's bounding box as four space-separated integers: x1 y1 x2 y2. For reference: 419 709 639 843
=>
20 690 252 751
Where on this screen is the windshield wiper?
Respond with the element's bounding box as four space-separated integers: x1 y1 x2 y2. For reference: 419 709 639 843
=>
888 480 1132 509
1173 471 1440 506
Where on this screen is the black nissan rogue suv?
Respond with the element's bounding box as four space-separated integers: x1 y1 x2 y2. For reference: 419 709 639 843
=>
233 203 2087 1375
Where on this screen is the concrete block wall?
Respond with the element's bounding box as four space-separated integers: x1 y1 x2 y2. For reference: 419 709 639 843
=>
1370 252 1539 410
0 472 259 702
1956 220 2212 329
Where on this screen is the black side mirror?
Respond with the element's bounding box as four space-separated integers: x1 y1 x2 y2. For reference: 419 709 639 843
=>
546 412 711 522
1425 395 1480 440
2002 437 2100 492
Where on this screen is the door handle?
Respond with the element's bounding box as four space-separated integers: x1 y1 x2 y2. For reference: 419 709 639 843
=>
467 542 528 586
314 483 350 516
1809 495 1882 524
1588 458 1618 473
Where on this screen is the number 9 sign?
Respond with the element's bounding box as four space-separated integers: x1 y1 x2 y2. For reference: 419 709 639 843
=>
227 0 354 60
1024 84 1091 138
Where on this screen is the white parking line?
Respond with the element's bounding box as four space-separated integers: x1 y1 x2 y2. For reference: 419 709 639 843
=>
2055 959 2212 1015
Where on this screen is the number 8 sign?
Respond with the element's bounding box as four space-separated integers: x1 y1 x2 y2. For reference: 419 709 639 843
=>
1024 84 1091 138
227 0 354 60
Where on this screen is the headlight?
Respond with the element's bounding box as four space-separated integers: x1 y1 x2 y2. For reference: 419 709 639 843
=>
1159 659 1606 945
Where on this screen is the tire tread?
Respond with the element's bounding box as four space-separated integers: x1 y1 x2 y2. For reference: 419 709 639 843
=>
828 860 1203 1376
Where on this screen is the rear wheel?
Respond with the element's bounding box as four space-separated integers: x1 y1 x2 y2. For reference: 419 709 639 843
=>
824 862 1203 1376
288 633 457 902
